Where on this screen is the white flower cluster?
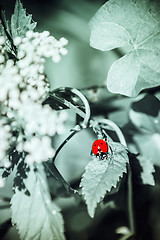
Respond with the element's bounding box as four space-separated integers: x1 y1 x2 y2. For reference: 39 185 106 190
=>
0 120 11 167
17 101 67 137
0 36 6 64
0 31 68 167
21 136 55 164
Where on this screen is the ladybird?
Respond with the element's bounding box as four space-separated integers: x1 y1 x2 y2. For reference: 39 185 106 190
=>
91 139 108 159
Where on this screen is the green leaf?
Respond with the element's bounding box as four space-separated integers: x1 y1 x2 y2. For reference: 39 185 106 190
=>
80 142 129 218
130 95 160 133
134 133 160 166
129 95 160 166
11 165 65 240
0 10 13 53
90 0 160 97
0 11 11 36
11 0 37 39
137 155 155 186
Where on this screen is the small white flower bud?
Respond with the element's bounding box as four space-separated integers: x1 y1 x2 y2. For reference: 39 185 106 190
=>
14 36 22 46
0 54 5 63
42 31 50 38
52 54 61 63
0 36 5 45
26 30 34 39
0 177 5 188
60 48 68 55
60 37 68 46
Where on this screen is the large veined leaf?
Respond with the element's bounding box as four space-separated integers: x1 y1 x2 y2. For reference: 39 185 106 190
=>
90 0 160 97
11 0 37 39
11 165 65 240
80 142 129 218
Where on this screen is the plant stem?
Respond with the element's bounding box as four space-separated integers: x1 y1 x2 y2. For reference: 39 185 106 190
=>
52 129 79 164
96 118 135 234
45 88 91 199
49 88 135 233
128 166 135 234
44 162 78 195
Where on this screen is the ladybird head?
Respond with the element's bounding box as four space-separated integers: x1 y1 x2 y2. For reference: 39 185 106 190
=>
92 139 108 155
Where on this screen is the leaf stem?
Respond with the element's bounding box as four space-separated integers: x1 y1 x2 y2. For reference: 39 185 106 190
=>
96 119 127 147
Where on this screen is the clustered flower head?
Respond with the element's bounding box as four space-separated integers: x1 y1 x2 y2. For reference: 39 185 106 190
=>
0 30 68 167
0 119 11 165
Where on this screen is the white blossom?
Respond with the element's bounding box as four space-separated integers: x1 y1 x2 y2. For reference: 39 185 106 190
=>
0 30 68 166
23 136 55 164
0 36 5 45
0 120 11 166
0 177 6 188
0 60 22 103
15 100 65 137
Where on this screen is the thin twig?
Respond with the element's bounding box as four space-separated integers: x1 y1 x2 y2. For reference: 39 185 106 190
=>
44 162 76 195
52 130 79 164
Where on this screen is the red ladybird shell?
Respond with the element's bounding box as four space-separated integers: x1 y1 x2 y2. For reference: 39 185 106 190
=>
92 139 108 155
